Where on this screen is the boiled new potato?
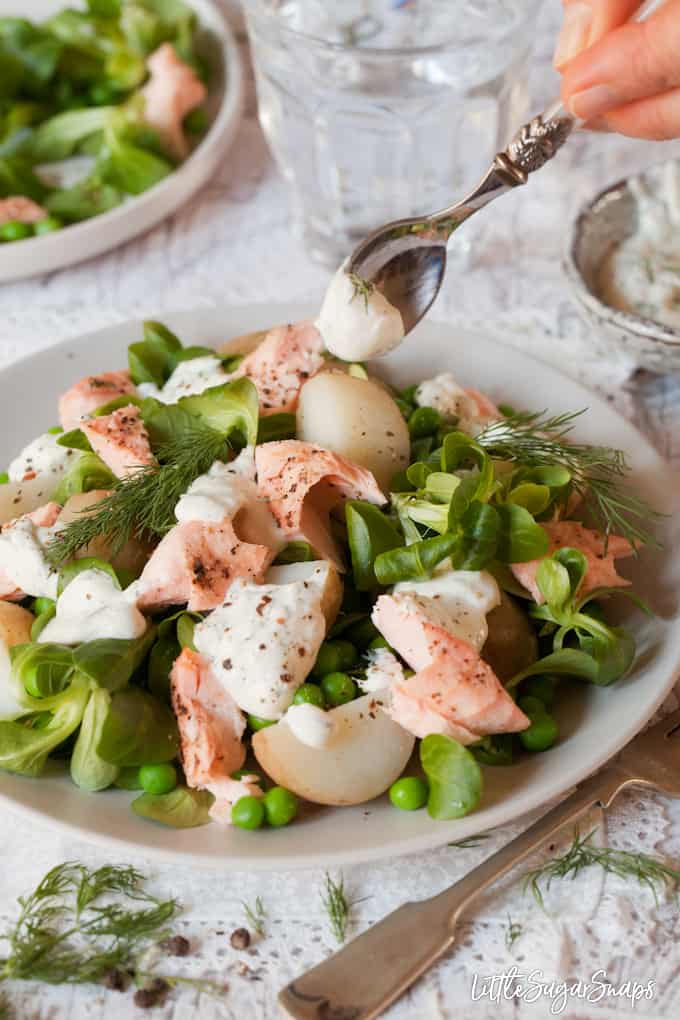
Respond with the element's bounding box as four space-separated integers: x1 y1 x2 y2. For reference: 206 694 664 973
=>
482 591 538 682
297 372 410 491
0 474 61 525
253 694 415 806
265 561 343 628
59 491 149 576
0 603 35 720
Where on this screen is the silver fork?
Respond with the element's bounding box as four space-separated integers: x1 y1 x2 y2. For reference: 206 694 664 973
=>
279 707 680 1020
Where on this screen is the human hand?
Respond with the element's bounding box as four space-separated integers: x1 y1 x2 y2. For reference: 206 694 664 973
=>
554 0 680 139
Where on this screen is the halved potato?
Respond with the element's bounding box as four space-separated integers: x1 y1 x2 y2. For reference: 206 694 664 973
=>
482 591 538 682
0 474 61 525
59 491 150 576
265 560 343 629
253 694 415 806
0 602 34 649
0 603 35 720
296 372 410 491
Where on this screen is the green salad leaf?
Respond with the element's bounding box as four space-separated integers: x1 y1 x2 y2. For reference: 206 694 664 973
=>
96 687 179 767
346 501 403 590
52 451 116 503
73 629 156 692
70 687 119 791
11 642 75 699
420 734 483 820
0 676 89 777
131 786 213 828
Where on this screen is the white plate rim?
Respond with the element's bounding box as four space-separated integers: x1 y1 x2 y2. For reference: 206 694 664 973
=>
0 304 678 871
0 0 244 284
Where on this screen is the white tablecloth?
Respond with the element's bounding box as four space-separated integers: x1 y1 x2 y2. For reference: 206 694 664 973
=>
2 4 680 1018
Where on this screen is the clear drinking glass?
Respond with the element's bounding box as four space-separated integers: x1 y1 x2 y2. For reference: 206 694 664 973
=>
244 0 542 266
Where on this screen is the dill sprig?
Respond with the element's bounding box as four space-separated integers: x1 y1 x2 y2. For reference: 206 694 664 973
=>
475 409 663 548
241 897 266 938
449 834 490 849
47 424 231 567
348 272 374 312
0 862 178 985
505 915 522 950
523 829 680 910
321 872 350 944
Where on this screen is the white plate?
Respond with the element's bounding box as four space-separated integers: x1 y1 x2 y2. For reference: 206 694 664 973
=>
0 0 243 283
1 304 679 870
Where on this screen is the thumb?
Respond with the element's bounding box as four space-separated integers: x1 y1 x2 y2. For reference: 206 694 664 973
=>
554 0 643 68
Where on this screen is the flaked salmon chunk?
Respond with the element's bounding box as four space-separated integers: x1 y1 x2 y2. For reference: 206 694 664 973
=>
81 404 154 478
373 592 528 743
0 197 48 226
230 321 326 416
511 521 633 604
255 439 385 568
171 648 259 823
141 43 206 159
59 371 137 432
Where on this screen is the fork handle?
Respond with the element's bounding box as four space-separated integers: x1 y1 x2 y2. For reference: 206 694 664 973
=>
279 767 634 1020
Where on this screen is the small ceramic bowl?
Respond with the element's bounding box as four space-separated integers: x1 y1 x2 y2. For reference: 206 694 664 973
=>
564 159 680 374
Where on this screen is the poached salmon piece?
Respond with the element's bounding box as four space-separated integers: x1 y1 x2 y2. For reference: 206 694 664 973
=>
231 321 326 417
465 387 499 423
171 648 259 823
0 502 61 601
59 371 137 432
81 405 154 479
255 440 385 567
141 43 206 160
511 521 633 605
135 517 274 612
0 197 48 226
372 592 528 744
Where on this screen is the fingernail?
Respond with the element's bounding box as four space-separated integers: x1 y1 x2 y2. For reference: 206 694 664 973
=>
568 85 618 121
583 116 612 133
553 2 593 68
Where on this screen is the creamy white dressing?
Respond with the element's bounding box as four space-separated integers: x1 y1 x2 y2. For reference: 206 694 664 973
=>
8 432 75 484
0 640 26 721
193 576 326 720
317 260 405 361
175 447 258 523
360 647 405 694
415 373 487 435
38 569 147 645
137 355 227 404
0 518 61 599
393 565 500 651
284 702 337 748
599 163 680 330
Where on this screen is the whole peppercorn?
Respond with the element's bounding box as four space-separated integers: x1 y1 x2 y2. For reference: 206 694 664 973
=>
159 934 191 956
230 927 251 950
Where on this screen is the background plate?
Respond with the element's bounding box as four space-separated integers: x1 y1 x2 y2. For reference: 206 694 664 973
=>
0 0 243 283
0 304 678 869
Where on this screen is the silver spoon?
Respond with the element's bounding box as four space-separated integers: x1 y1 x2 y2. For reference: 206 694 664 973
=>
347 0 664 336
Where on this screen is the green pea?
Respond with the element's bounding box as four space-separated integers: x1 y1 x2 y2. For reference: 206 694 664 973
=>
518 696 558 753
263 786 298 827
0 472 8 485
293 683 326 708
138 763 177 795
408 406 441 438
0 221 32 243
248 714 275 732
312 639 358 676
321 672 357 707
368 635 392 652
389 776 429 811
346 617 379 649
184 107 209 134
34 217 63 236
232 795 265 830
32 596 56 617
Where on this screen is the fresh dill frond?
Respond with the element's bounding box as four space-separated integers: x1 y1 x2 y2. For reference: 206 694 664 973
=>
321 872 350 943
448 834 490 849
47 424 231 567
348 272 374 312
0 862 178 985
522 829 680 910
241 896 266 938
505 915 522 950
475 409 663 548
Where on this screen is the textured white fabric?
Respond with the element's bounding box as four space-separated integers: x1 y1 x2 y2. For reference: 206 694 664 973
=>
1 3 680 1018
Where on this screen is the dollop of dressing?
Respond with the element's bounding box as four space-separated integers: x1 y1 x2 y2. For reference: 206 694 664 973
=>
175 447 258 523
8 432 75 484
360 647 406 694
599 163 680 330
138 355 227 404
38 569 147 644
193 577 326 720
317 261 405 361
0 518 60 599
284 703 336 748
393 566 500 651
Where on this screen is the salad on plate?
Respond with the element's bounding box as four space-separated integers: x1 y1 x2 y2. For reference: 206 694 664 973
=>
0 276 660 832
0 0 210 242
